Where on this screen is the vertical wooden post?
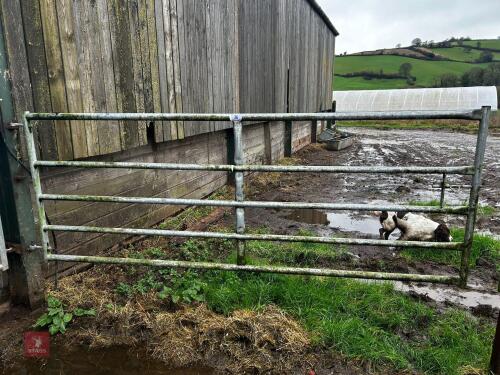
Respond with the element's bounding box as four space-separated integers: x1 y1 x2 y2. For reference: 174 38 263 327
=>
263 122 272 163
226 127 235 185
327 100 336 130
284 120 292 157
310 120 317 143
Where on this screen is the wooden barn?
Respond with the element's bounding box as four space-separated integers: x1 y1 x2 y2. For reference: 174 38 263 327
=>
0 0 337 305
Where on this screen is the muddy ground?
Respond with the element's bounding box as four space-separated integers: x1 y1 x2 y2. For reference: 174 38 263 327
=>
1 127 499 374
235 128 500 304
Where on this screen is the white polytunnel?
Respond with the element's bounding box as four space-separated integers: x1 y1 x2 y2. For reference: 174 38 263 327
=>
332 86 498 112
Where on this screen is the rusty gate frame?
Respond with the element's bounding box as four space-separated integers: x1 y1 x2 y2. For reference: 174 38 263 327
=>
22 107 491 287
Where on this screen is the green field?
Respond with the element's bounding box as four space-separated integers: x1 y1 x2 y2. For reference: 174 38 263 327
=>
431 47 500 62
461 38 500 50
334 38 499 91
333 75 408 90
334 54 489 90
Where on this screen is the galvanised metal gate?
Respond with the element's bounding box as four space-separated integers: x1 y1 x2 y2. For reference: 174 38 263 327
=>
22 107 491 288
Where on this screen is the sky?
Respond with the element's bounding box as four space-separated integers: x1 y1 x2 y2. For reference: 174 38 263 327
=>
316 0 500 54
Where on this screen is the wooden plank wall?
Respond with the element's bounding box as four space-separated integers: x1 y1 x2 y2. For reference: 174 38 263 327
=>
11 0 336 274
2 0 334 161
238 0 335 114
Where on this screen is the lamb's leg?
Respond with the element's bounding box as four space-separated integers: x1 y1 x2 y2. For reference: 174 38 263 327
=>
379 228 386 239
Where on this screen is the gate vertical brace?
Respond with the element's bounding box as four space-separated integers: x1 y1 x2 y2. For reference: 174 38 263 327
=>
459 106 490 288
0 18 44 308
232 118 246 265
22 113 49 261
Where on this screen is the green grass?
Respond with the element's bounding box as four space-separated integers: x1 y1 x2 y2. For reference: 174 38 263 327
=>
402 228 500 270
334 75 409 90
202 263 494 374
430 47 500 62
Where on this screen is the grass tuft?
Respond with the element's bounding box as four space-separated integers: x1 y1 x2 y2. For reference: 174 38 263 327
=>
402 228 500 271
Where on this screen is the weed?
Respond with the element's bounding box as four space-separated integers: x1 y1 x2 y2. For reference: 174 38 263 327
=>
180 240 211 261
115 268 206 305
143 247 166 259
34 295 95 335
158 270 206 304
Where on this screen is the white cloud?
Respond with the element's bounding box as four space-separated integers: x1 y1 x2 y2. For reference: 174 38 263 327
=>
316 0 500 53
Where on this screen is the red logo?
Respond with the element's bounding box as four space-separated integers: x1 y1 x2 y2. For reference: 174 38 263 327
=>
24 331 50 358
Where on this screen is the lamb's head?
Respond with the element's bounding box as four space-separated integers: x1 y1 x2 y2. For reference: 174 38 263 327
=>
434 223 453 242
379 211 407 232
378 211 407 240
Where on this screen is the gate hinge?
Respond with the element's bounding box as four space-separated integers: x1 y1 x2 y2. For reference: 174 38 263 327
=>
5 122 22 130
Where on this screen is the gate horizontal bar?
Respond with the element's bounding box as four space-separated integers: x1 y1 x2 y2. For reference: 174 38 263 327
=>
40 194 470 215
26 110 481 122
34 160 474 175
44 224 463 249
46 253 459 284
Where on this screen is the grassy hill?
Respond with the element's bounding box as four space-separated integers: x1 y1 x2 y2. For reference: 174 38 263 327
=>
334 38 500 91
461 38 500 50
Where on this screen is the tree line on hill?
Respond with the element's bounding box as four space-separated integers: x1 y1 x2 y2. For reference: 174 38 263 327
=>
409 36 472 49
335 62 416 85
401 37 499 63
433 63 500 87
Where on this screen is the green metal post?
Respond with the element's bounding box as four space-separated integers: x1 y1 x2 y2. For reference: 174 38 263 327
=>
0 21 44 308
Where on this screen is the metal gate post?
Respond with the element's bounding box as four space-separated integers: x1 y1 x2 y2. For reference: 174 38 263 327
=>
460 106 491 288
231 116 246 265
0 17 44 308
22 113 50 261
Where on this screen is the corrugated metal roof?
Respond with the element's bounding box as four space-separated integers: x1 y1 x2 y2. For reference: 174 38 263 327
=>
332 87 498 112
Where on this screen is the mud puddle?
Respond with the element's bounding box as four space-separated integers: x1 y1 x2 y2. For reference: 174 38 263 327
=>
5 346 212 375
285 209 399 238
393 282 500 311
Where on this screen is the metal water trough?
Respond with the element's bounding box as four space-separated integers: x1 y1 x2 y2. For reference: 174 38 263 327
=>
318 128 356 150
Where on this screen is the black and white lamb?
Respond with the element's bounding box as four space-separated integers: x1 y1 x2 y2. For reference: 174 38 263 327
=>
379 211 452 242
